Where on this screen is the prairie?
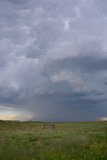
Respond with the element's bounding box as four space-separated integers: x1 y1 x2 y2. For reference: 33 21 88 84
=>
0 120 107 160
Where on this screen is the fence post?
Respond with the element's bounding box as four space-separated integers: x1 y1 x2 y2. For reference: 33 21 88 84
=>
42 123 55 130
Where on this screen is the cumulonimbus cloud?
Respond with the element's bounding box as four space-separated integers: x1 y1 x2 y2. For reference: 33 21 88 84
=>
0 0 107 121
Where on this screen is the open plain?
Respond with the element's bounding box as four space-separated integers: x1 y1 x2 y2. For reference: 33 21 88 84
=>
0 121 107 160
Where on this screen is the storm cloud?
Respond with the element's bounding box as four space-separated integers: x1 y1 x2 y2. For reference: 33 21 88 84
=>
0 0 107 121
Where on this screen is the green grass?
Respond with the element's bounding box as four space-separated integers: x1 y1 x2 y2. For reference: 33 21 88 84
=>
0 120 107 160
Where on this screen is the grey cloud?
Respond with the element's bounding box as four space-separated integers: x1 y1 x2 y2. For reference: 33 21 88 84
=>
94 0 107 14
104 82 107 85
31 91 106 121
0 0 107 121
0 88 26 105
50 56 107 73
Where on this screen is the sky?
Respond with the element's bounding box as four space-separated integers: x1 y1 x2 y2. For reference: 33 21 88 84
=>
0 0 107 121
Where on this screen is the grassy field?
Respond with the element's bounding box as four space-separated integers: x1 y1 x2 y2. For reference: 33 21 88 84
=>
0 120 107 160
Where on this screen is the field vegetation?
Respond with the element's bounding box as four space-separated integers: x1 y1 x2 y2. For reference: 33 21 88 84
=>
0 120 107 160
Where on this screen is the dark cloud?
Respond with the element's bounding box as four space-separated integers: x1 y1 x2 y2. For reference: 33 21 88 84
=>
45 55 107 74
104 82 107 85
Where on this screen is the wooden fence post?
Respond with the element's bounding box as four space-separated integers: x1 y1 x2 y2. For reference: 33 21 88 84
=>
42 123 55 130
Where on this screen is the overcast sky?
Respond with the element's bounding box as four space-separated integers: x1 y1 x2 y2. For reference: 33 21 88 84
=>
0 0 107 121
